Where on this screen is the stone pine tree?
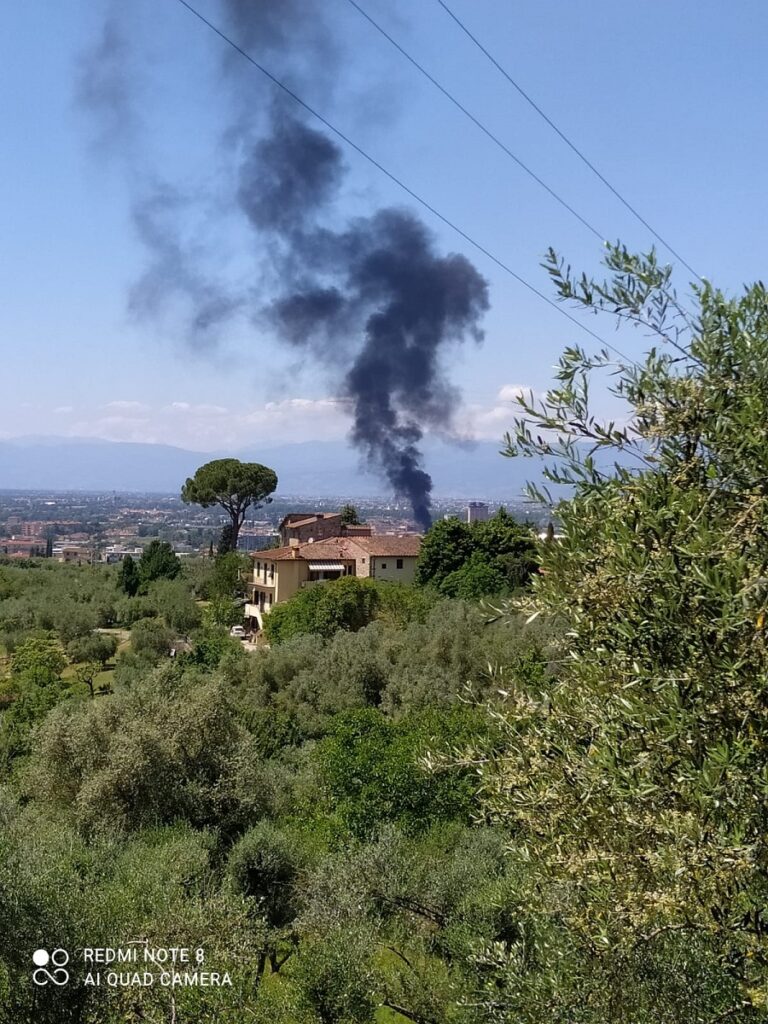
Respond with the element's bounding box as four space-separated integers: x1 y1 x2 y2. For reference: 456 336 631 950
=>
181 459 278 554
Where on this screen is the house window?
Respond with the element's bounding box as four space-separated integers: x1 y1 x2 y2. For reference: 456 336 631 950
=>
257 562 261 574
396 559 403 569
381 562 387 569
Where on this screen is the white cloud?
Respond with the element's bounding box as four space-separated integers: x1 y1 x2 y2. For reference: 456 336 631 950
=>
167 402 229 416
26 388 564 451
497 383 536 403
60 396 350 450
455 384 539 441
242 398 351 443
52 405 74 415
69 415 157 444
102 400 150 413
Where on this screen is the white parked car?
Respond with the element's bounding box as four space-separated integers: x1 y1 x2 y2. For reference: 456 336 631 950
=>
229 625 246 638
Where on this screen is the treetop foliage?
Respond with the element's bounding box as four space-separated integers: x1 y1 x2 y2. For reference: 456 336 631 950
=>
415 507 538 597
182 459 278 513
262 576 446 646
339 503 362 526
118 542 182 596
182 459 278 550
10 636 66 685
136 539 181 588
451 244 768 1019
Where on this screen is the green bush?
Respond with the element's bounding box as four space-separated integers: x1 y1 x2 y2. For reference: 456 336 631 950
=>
66 631 118 667
315 707 488 839
226 822 305 928
263 576 381 644
416 508 538 597
129 617 175 662
461 245 768 1019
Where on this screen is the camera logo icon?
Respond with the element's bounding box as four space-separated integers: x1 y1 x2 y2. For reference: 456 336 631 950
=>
32 949 70 986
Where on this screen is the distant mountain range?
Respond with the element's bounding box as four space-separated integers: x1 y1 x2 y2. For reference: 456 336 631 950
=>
0 435 564 499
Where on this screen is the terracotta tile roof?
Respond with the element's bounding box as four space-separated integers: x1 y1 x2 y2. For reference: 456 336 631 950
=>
277 514 307 528
279 512 341 530
356 534 423 557
252 545 296 560
253 534 421 562
253 537 360 561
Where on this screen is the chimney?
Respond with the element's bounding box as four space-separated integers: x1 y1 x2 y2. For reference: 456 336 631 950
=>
289 538 300 558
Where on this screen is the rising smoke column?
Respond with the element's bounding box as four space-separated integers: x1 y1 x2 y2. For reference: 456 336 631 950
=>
206 1 489 527
76 9 242 349
80 1 490 528
341 210 488 529
237 111 488 529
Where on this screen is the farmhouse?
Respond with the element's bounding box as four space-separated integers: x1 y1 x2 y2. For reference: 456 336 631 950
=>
244 532 422 631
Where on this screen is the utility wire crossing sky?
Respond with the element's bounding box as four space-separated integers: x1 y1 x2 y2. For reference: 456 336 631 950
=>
1 0 763 452
173 0 631 363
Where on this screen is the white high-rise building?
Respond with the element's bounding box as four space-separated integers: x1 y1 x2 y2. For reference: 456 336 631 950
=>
466 501 489 524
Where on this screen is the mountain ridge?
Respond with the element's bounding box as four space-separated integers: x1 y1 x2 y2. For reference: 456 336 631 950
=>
0 435 547 499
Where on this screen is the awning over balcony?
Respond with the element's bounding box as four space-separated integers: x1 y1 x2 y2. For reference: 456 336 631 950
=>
308 561 347 572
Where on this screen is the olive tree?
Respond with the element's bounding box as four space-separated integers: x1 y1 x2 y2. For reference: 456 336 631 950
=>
181 459 278 552
451 245 768 1020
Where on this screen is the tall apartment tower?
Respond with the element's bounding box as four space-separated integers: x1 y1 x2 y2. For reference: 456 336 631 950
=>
466 501 489 524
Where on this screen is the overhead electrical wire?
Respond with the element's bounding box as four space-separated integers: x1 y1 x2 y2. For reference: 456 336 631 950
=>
171 0 635 366
345 0 605 245
435 0 702 282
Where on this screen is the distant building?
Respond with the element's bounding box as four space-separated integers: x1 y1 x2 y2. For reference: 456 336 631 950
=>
18 521 46 538
237 533 278 552
102 545 144 564
244 533 422 631
466 501 489 524
0 538 46 559
54 544 92 564
277 512 372 546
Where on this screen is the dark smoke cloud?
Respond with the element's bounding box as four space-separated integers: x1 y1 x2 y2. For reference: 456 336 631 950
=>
220 0 337 98
75 14 136 155
237 107 343 235
80 1 490 527
239 114 488 529
129 185 243 348
76 4 242 349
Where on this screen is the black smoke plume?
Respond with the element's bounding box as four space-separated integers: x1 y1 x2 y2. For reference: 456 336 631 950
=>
236 110 488 529
81 2 489 528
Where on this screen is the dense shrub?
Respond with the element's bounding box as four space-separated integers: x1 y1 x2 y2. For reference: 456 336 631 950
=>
415 507 539 597
263 576 381 645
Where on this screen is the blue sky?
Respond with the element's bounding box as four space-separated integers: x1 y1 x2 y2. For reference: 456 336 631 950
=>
2 0 766 451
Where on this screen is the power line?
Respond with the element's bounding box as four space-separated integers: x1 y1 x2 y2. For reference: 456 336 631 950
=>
170 0 634 365
345 0 605 245
435 0 702 282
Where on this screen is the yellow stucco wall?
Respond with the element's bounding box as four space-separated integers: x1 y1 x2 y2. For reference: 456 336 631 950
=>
248 548 419 631
369 556 418 583
273 559 307 603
